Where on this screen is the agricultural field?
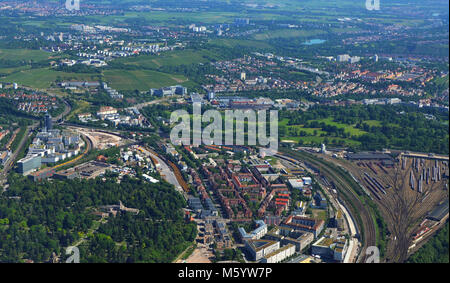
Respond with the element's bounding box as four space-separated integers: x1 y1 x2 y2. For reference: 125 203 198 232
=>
1 68 101 89
114 49 220 69
208 38 273 50
103 69 190 91
252 29 327 41
0 48 53 62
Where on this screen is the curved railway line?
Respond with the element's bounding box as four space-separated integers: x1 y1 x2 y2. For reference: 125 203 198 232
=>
277 148 377 262
51 134 92 170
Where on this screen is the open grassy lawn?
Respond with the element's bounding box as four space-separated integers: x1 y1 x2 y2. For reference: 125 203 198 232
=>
312 118 367 136
279 117 366 147
311 209 327 221
280 117 367 137
103 69 190 91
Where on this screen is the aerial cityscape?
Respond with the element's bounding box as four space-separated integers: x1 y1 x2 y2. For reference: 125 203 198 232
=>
0 0 448 269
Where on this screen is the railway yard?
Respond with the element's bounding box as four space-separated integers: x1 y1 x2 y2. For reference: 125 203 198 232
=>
277 148 377 263
316 151 449 263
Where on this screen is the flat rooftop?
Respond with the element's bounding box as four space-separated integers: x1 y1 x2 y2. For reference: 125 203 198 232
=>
427 200 449 221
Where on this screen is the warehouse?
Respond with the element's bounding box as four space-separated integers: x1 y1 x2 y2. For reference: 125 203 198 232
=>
426 200 449 222
346 152 393 161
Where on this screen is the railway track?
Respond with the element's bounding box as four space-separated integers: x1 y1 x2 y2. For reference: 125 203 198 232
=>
277 148 377 262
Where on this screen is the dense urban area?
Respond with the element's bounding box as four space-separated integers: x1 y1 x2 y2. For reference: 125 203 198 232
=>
0 0 448 265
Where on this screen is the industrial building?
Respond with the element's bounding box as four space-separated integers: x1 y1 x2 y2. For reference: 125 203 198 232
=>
53 161 114 180
426 200 449 222
346 152 393 161
28 168 55 181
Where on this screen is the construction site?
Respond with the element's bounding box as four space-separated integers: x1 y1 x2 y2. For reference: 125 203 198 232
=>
322 151 449 263
67 126 126 150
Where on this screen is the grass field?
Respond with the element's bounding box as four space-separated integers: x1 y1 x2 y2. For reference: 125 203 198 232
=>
311 209 327 221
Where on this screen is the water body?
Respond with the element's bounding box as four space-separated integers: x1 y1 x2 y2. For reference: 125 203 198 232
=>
302 39 326 45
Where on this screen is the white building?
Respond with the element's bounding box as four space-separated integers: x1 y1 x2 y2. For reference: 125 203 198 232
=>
245 239 280 261
261 244 296 263
337 54 350 62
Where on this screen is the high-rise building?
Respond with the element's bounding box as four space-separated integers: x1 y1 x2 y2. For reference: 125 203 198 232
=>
45 113 53 132
349 56 360 64
207 91 215 101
